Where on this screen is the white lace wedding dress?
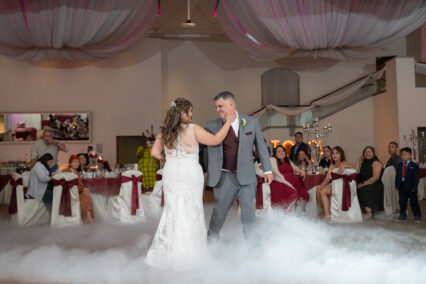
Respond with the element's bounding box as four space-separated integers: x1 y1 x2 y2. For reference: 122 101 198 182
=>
145 124 209 270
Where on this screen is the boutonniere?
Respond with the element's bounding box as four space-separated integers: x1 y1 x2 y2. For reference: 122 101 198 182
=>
240 118 246 128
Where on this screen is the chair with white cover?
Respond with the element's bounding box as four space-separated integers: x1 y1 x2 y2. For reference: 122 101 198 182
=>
0 175 12 204
330 168 363 223
51 172 82 227
254 163 272 216
110 170 145 223
9 172 50 226
381 166 399 218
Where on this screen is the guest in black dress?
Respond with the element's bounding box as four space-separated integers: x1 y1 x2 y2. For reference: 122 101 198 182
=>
356 146 384 220
319 146 332 169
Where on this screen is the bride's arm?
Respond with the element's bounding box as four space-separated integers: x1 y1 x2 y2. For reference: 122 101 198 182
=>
151 133 165 161
193 112 236 146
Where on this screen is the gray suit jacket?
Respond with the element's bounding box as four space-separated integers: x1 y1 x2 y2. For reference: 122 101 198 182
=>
204 114 272 187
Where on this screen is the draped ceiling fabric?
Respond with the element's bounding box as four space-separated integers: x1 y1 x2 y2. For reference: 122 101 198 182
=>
0 0 157 61
216 0 426 61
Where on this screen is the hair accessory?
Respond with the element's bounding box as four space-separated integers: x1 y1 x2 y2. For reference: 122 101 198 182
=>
171 101 176 107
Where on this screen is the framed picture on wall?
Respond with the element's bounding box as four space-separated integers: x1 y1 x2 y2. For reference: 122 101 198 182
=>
0 111 91 143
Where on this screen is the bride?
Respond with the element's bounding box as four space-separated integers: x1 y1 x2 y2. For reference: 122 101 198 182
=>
145 98 236 270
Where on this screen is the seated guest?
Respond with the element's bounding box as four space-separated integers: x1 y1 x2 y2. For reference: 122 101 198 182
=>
395 148 421 222
385 141 403 170
30 127 68 174
290 132 311 162
27 153 54 212
295 150 313 172
319 146 332 169
316 146 356 220
63 155 95 224
355 146 384 220
270 145 309 212
77 153 89 172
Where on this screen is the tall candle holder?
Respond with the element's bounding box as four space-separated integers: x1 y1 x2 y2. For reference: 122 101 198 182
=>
302 118 332 172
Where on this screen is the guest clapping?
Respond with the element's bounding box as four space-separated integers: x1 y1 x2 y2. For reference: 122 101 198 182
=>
355 146 384 220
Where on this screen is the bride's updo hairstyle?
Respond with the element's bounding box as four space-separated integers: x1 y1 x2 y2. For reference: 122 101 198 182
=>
161 98 193 149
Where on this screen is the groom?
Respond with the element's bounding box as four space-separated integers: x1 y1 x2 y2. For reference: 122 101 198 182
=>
205 91 273 240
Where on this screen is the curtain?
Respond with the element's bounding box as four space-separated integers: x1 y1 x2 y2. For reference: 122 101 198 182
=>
0 0 157 61
216 0 426 61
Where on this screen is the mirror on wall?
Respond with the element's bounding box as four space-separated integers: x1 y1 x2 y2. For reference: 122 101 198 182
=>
0 112 91 143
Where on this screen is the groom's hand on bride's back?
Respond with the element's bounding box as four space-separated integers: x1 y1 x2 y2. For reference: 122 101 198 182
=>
264 173 273 185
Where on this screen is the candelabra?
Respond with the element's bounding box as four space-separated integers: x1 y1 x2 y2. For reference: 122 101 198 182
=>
302 118 332 172
403 129 425 162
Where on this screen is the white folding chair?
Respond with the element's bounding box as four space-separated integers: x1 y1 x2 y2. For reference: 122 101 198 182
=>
330 168 363 223
0 175 12 204
254 165 272 217
110 170 145 223
10 172 50 227
51 172 82 227
418 176 426 200
382 166 399 218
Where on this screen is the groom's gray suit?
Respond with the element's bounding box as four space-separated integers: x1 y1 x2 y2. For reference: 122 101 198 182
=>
205 113 272 239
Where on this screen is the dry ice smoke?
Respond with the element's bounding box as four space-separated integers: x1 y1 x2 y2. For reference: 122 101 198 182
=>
0 205 426 284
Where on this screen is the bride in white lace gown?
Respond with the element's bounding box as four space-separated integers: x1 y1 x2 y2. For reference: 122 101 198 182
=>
145 98 236 270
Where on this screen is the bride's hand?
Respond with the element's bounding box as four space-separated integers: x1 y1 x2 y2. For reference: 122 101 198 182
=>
225 110 237 124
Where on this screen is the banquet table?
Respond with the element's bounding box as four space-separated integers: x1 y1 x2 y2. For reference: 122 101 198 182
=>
303 174 326 191
82 178 122 196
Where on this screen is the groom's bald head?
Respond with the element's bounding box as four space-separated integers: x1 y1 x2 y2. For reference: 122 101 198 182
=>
214 91 236 120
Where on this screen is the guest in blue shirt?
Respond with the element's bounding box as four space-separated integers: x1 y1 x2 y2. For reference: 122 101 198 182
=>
395 147 421 222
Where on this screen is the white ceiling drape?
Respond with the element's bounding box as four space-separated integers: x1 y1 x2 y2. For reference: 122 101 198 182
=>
216 0 426 61
0 0 158 61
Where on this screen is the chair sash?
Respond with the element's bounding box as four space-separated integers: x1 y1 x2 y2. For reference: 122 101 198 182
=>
256 175 264 209
121 175 142 215
8 177 22 214
52 178 79 217
331 172 358 211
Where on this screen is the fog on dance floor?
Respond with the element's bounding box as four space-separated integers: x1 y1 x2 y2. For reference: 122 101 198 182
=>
1 205 426 284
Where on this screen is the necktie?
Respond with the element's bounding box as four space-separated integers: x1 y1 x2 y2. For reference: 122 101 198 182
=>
402 162 407 178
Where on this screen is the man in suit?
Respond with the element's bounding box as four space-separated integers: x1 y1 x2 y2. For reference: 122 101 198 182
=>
289 132 311 162
395 147 421 222
205 91 272 240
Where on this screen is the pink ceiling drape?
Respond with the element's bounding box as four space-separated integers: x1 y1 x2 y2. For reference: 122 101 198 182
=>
0 0 158 61
216 0 426 61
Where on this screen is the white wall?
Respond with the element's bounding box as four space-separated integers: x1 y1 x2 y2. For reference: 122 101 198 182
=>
0 39 162 168
0 35 412 167
373 59 400 163
395 57 426 149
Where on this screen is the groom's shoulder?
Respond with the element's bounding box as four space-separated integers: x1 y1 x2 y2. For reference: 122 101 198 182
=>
241 114 258 124
205 118 221 128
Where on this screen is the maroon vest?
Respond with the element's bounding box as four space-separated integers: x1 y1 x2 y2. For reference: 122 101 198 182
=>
222 127 239 172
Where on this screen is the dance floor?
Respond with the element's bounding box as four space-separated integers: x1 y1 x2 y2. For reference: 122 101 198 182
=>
1 197 426 284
